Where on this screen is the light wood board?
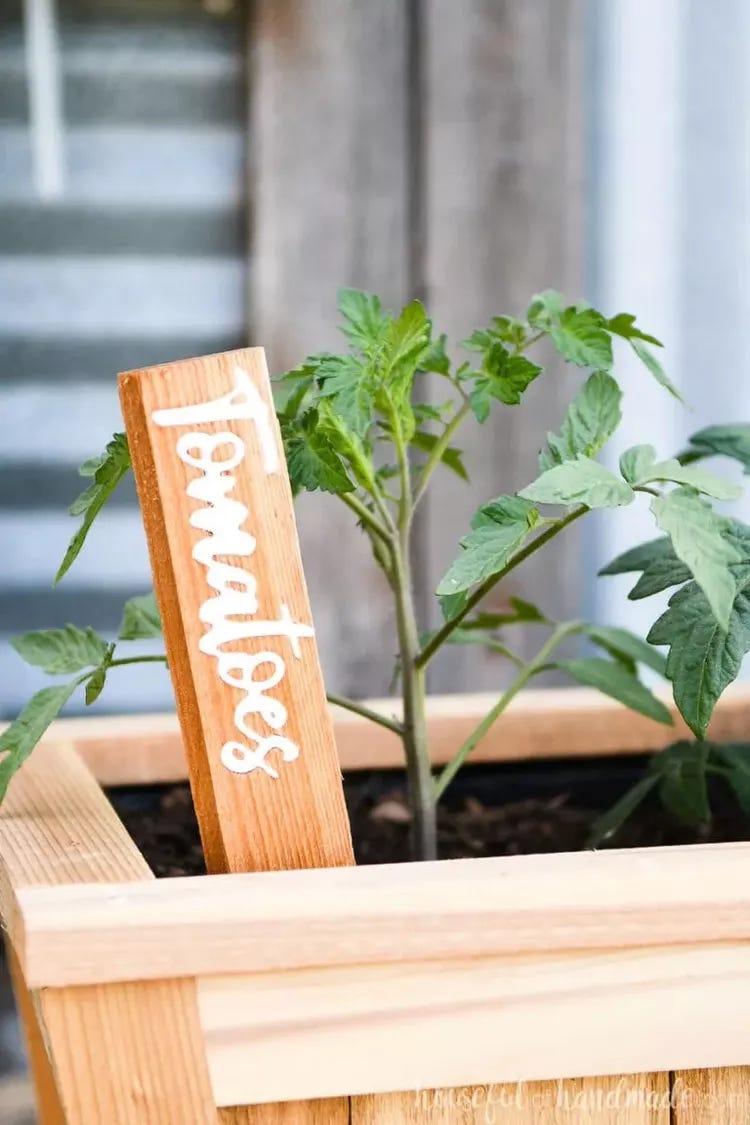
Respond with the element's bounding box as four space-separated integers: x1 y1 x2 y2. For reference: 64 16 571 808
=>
196 944 748 1106
0 741 217 1124
15 841 750 989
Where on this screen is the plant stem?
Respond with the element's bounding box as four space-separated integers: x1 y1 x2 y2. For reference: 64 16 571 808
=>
390 409 437 860
416 505 587 668
326 692 403 736
108 655 168 668
433 622 577 799
412 399 471 510
339 491 391 544
392 536 436 859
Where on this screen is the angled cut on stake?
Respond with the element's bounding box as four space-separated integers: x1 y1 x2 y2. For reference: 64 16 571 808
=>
119 349 354 876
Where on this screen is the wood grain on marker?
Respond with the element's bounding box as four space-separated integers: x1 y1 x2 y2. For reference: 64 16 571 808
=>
120 348 354 876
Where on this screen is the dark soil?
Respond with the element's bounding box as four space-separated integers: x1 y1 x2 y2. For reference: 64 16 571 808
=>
109 753 750 877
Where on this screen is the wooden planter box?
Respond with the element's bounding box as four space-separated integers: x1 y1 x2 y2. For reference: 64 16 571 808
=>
3 686 750 1124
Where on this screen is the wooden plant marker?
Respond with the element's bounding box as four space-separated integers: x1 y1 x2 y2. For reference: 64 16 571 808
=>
120 348 353 878
121 348 354 1123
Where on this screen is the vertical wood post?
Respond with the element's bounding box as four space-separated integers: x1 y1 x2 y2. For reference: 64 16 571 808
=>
121 348 353 1121
0 740 218 1125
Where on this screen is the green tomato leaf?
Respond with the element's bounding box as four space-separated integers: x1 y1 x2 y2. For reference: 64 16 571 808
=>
438 590 470 622
556 657 672 724
587 774 659 848
599 535 692 601
371 301 432 445
648 525 750 737
687 424 750 474
461 328 495 354
419 333 451 375
385 300 432 378
272 357 324 418
599 536 676 576
651 488 740 629
436 496 539 597
316 354 373 438
461 317 528 353
119 592 162 641
460 597 548 631
540 371 622 471
651 741 710 823
315 400 377 493
0 682 79 803
285 425 354 495
85 665 108 707
582 623 667 676
527 289 565 327
629 337 683 400
520 456 634 509
410 430 468 482
631 451 741 500
338 288 391 350
489 316 528 348
11 625 109 674
413 402 452 425
619 444 658 485
606 312 663 347
549 308 613 371
465 343 542 422
56 433 131 584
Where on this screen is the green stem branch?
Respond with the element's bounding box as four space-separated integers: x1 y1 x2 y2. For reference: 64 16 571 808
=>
412 399 472 510
388 403 437 860
339 491 392 544
326 692 403 736
108 655 168 669
433 622 577 799
416 505 587 668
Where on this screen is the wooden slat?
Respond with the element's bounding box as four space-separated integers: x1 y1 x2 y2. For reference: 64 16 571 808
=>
196 943 750 1106
222 1105 346 1125
251 0 410 700
7 946 66 1125
0 741 218 1124
422 0 586 694
672 1067 750 1124
120 347 354 876
15 842 750 988
0 740 150 910
39 978 217 1125
352 1076 670 1123
32 682 750 785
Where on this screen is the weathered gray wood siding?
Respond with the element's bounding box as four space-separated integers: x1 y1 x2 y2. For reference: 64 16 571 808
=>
0 0 584 716
252 0 585 695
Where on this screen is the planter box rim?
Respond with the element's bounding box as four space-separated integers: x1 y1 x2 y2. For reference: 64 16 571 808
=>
15 681 750 787
13 839 750 990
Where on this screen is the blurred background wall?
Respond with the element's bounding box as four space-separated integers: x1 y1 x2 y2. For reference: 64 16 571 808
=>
0 0 748 722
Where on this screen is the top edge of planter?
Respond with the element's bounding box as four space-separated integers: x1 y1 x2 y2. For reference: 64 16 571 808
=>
12 682 750 787
13 839 750 989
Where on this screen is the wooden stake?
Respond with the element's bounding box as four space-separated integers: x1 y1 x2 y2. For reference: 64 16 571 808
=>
120 349 354 876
